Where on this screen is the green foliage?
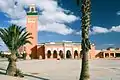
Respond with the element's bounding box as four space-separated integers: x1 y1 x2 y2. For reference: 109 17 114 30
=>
22 52 27 60
0 51 2 57
27 12 38 15
16 52 19 57
0 24 32 54
1 54 5 58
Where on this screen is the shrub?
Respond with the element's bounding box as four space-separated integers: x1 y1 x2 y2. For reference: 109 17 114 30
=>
22 53 27 60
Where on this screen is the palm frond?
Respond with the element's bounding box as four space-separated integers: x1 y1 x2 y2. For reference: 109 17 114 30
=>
0 24 32 53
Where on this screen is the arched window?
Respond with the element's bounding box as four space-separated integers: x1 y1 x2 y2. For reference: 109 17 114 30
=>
53 50 57 58
105 53 109 58
47 50 51 58
59 50 64 59
66 50 72 59
74 50 78 59
31 7 35 12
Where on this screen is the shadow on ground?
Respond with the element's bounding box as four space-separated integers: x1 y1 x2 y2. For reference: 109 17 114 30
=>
24 74 49 80
0 68 50 80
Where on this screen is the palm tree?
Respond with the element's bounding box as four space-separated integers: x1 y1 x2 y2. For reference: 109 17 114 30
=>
76 0 91 80
0 24 32 77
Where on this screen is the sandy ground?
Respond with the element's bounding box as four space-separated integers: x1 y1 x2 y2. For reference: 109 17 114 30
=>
0 58 120 80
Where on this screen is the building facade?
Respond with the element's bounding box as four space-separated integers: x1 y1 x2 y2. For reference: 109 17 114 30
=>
18 44 120 59
24 5 120 60
23 5 96 59
37 42 96 59
96 47 120 58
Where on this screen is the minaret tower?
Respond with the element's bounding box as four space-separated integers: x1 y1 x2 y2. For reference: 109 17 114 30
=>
26 4 38 59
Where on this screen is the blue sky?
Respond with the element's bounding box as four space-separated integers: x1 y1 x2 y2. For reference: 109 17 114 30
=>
0 0 120 50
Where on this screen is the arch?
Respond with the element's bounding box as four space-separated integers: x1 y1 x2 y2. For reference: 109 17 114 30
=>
53 50 57 58
110 53 114 58
66 50 72 59
105 53 109 58
47 50 51 58
74 50 78 59
115 53 120 57
59 50 64 59
31 7 35 12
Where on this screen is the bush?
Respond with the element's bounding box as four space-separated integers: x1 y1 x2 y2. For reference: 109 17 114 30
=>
22 53 27 60
16 52 19 57
0 51 2 57
0 51 4 57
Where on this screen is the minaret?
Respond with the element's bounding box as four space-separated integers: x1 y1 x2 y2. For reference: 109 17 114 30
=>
26 4 38 59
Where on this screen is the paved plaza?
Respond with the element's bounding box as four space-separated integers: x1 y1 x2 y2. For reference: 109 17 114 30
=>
0 59 120 80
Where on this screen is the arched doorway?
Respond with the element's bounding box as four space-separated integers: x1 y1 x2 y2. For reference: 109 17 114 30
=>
53 50 57 58
105 53 109 58
66 50 72 59
115 53 120 57
59 50 64 59
74 50 78 59
110 53 114 58
47 50 51 58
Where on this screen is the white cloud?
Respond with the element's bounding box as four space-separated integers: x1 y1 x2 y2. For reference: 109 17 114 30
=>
116 11 120 15
90 25 120 34
0 0 78 35
38 22 74 35
110 25 120 32
39 11 78 24
75 26 110 35
75 31 81 35
76 25 120 35
10 18 26 27
0 0 26 19
103 44 114 46
91 26 110 34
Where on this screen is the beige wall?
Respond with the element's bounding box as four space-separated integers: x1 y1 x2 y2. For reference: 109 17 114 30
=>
43 43 96 59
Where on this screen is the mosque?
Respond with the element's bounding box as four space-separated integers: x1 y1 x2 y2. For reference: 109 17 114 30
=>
18 5 120 59
17 4 95 59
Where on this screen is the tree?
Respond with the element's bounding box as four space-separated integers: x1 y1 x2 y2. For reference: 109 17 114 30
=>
76 0 91 80
0 24 32 77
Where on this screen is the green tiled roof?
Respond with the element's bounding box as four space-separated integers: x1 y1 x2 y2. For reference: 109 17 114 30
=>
27 12 38 15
